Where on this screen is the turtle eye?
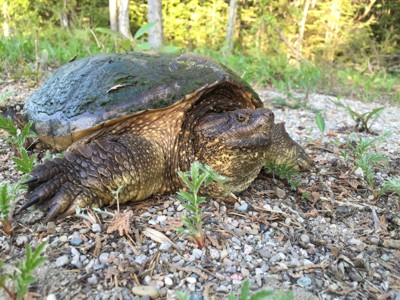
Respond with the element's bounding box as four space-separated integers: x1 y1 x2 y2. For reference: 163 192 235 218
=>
236 112 250 123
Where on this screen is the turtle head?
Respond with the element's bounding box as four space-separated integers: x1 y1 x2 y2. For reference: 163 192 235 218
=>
193 107 312 194
194 108 275 193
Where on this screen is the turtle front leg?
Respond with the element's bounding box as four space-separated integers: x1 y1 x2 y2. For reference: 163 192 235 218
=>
18 135 166 222
265 123 313 169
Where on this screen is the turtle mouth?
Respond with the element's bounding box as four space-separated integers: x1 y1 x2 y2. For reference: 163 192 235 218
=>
224 131 272 150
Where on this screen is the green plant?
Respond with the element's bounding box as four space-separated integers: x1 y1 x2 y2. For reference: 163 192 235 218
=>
264 162 301 190
0 242 47 300
0 183 13 221
331 100 384 133
176 161 227 248
228 280 293 300
355 153 388 190
379 178 400 199
315 112 326 135
175 290 190 300
0 116 36 152
12 148 36 174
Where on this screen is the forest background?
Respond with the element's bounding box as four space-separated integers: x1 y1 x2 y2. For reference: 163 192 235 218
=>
1 0 400 103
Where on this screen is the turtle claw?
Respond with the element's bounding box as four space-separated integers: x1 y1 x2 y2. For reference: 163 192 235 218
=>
21 176 38 185
17 195 41 213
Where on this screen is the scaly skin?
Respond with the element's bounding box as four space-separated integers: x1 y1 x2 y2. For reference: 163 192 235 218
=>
19 107 311 222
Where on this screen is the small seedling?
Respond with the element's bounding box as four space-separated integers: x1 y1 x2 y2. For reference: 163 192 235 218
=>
0 183 12 221
265 162 301 190
176 161 227 248
331 99 384 133
12 148 36 174
315 112 326 135
355 153 387 190
380 178 400 199
228 279 293 300
0 242 47 299
0 116 36 152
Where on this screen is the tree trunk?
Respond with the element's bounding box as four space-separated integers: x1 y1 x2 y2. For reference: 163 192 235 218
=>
109 0 118 31
147 0 164 49
297 0 311 55
2 2 10 37
60 0 69 29
118 0 133 40
225 0 237 53
324 0 341 61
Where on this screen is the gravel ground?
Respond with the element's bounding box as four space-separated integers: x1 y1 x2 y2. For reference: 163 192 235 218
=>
1 82 400 300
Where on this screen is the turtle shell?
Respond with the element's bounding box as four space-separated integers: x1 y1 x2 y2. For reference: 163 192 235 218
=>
25 52 263 149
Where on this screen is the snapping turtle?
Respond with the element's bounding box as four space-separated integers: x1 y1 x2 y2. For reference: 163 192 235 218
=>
19 52 311 221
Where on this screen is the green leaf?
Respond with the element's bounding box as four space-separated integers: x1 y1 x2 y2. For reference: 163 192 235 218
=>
239 280 251 300
133 22 157 39
315 112 325 134
95 27 118 36
249 289 275 300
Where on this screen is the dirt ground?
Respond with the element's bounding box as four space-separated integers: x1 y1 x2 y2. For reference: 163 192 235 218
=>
0 81 399 300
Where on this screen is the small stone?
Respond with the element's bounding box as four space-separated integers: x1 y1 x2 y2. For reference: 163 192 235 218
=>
132 285 159 299
270 253 286 264
135 254 148 265
159 242 172 252
297 276 313 289
354 167 364 178
99 252 110 264
177 204 185 211
300 234 310 244
92 224 101 233
16 235 29 246
46 294 57 300
274 187 286 199
56 255 69 267
380 254 390 262
210 248 220 260
368 236 380 245
189 292 203 300
290 258 301 267
164 276 173 287
241 267 250 277
47 222 56 234
70 237 83 246
244 244 253 255
192 248 203 259
186 277 197 284
87 274 98 285
60 236 68 242
220 249 228 260
235 202 249 213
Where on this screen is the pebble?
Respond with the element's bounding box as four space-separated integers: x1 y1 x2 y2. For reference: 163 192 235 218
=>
297 276 313 289
192 248 203 259
189 292 203 300
47 222 56 234
380 254 390 262
135 254 148 265
46 294 57 300
186 277 197 284
92 223 101 232
70 237 83 246
99 252 110 264
300 234 311 244
235 202 249 212
16 235 29 246
132 285 160 299
210 248 220 260
87 274 99 285
176 204 185 211
274 187 286 199
270 253 286 263
60 236 68 242
159 242 172 252
56 255 69 267
164 276 173 287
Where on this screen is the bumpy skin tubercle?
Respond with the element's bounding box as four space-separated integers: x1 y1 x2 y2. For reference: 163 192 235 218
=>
20 134 166 222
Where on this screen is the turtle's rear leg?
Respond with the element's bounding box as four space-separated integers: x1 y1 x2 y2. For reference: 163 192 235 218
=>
18 134 166 222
